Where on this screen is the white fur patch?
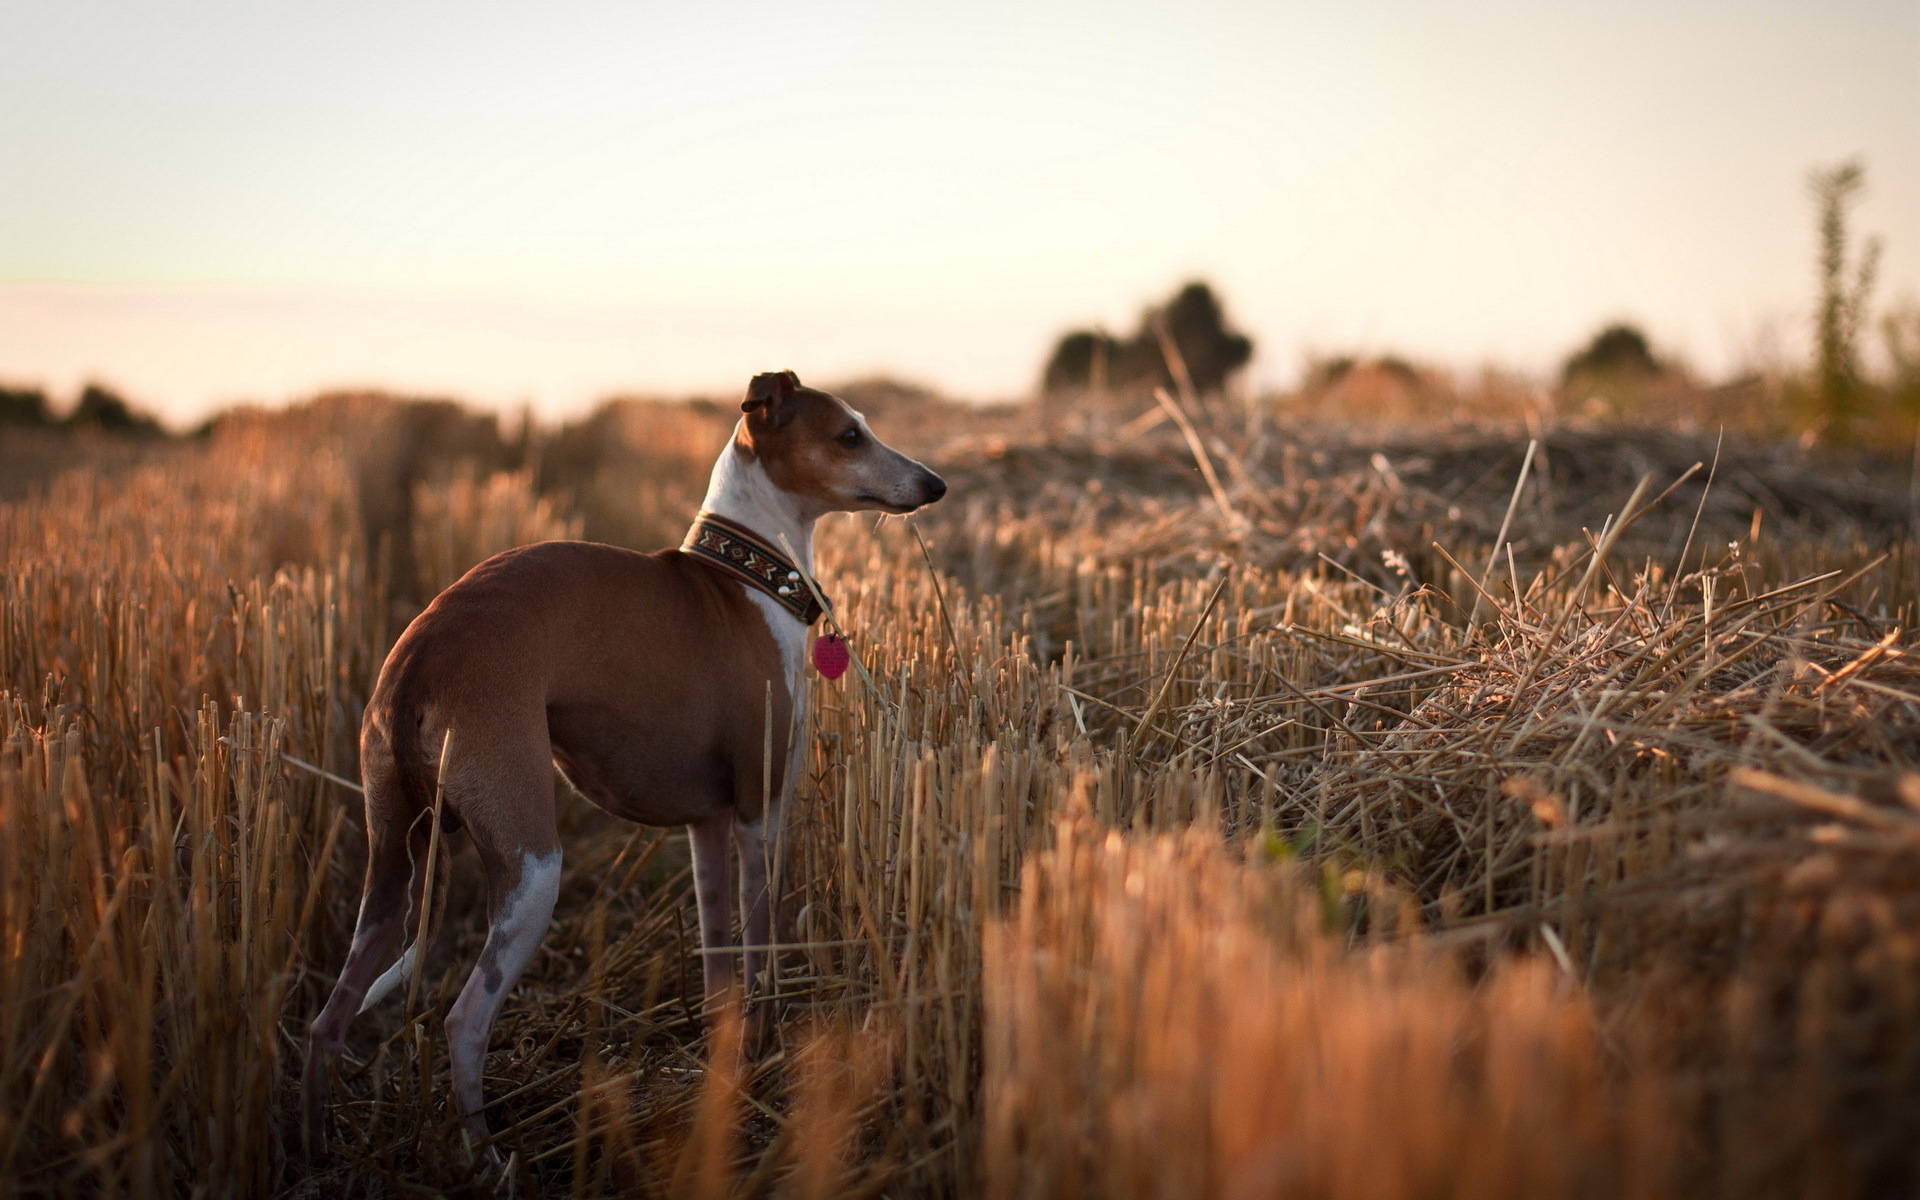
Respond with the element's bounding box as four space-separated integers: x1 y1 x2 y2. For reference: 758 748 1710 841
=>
702 434 817 568
741 585 812 814
446 847 563 1121
741 585 807 687
493 848 564 961
357 942 417 1014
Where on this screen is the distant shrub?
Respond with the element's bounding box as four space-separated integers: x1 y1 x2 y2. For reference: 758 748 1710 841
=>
1374 355 1422 387
66 383 163 436
1042 281 1253 397
0 386 52 427
1556 323 1695 423
1562 324 1662 386
1310 356 1359 388
1042 331 1113 395
1299 354 1471 424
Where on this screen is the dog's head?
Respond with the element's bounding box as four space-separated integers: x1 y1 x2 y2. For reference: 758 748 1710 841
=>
737 370 947 515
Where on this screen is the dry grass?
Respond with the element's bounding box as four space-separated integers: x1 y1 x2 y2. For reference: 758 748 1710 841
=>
986 811 1675 1200
2 389 1918 1197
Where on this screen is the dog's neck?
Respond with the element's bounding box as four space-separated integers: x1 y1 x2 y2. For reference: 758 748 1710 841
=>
697 424 824 572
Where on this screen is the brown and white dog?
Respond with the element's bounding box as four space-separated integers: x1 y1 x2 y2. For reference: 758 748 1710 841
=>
302 370 945 1156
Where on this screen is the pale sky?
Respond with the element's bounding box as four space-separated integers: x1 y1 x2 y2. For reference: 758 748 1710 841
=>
2 0 1915 425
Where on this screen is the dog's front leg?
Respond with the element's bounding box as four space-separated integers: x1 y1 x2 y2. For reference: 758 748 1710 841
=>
688 812 735 1020
735 815 772 1048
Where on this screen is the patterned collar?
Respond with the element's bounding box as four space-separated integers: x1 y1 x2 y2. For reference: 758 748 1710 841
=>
680 511 829 625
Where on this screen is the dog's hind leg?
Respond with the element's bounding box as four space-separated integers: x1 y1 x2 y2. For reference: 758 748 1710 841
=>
445 798 562 1146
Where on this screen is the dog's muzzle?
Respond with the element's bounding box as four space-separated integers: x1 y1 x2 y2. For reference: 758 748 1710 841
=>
917 470 948 506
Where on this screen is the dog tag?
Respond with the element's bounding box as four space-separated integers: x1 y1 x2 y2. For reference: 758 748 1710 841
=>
812 633 849 680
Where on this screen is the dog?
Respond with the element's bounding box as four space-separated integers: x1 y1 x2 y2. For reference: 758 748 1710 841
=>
302 370 946 1156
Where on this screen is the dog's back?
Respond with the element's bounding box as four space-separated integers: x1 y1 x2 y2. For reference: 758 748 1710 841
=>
363 539 794 835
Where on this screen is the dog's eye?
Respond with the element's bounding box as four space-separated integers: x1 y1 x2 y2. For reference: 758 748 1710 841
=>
837 428 863 449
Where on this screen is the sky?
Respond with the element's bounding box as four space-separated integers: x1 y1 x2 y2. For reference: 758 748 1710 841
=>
1 0 1915 425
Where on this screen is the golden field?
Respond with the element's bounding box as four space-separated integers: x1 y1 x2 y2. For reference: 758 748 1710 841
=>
2 380 1918 1198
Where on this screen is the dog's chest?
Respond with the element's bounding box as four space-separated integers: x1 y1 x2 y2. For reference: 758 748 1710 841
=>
739 585 808 694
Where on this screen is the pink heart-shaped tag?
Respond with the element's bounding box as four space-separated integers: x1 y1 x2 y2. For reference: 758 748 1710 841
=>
812 633 849 680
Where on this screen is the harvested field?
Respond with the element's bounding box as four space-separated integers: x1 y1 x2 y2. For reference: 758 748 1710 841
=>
3 391 1918 1198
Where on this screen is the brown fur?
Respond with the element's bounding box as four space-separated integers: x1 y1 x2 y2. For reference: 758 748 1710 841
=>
372 540 793 840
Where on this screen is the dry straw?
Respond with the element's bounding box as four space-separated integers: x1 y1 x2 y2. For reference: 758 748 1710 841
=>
1 393 1916 1196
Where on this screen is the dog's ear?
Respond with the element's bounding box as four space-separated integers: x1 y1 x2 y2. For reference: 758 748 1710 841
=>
741 370 802 427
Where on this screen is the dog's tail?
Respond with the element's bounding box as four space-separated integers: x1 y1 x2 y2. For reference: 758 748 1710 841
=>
358 674 458 1009
385 670 446 827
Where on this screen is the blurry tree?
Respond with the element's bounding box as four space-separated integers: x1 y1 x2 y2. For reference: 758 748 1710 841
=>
1309 356 1358 388
1155 282 1255 394
1561 324 1662 385
1885 304 1920 528
1885 303 1920 419
0 386 52 427
1807 160 1881 435
1042 281 1253 398
66 383 162 435
1308 355 1426 391
1043 331 1113 394
1558 322 1681 421
1374 355 1422 387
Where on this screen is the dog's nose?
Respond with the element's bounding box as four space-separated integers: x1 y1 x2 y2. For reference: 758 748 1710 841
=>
921 471 948 503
